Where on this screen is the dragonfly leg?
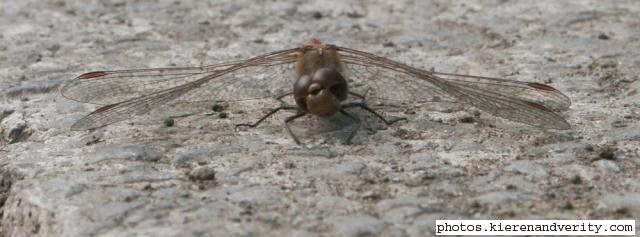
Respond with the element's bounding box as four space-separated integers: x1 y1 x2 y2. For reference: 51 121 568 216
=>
284 111 307 145
349 87 371 101
339 109 361 144
342 102 407 125
236 106 299 128
348 91 365 100
275 92 293 105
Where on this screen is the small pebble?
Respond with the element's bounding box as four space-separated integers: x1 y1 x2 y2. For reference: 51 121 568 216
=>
616 207 629 215
284 161 296 169
459 116 475 123
598 33 610 40
188 166 216 181
312 11 323 19
562 201 574 210
584 144 594 152
599 148 616 160
211 104 224 112
570 175 582 185
164 118 175 127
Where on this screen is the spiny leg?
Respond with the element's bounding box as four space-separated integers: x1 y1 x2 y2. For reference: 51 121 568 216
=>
341 102 407 125
284 111 307 145
339 109 361 145
349 87 371 102
236 105 299 129
274 92 293 105
348 91 366 100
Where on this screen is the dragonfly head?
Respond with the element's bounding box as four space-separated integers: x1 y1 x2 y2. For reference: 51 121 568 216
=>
294 68 348 117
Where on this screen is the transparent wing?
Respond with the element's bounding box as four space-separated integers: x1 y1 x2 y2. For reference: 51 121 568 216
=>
61 52 299 105
66 48 299 130
343 60 458 103
431 72 571 111
174 59 296 104
61 63 235 105
337 46 571 130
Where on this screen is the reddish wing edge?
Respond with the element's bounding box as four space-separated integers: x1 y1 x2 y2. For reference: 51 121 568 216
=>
78 71 108 79
527 82 557 91
93 103 118 114
524 101 552 112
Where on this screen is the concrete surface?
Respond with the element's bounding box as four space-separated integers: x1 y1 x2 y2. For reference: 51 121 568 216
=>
1 0 639 236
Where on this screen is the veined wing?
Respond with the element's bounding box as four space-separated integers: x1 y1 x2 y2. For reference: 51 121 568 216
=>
336 46 571 130
61 62 234 105
430 71 570 111
343 57 459 104
62 51 298 105
66 48 299 130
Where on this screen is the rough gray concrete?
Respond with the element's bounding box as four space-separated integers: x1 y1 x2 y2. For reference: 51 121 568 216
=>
1 0 639 236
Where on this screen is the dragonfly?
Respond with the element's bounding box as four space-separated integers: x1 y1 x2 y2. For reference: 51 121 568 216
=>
61 38 571 145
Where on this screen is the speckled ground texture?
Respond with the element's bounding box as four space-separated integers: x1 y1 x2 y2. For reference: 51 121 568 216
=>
1 0 639 236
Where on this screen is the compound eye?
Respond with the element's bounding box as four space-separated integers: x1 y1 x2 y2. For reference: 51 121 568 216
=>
294 75 312 97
